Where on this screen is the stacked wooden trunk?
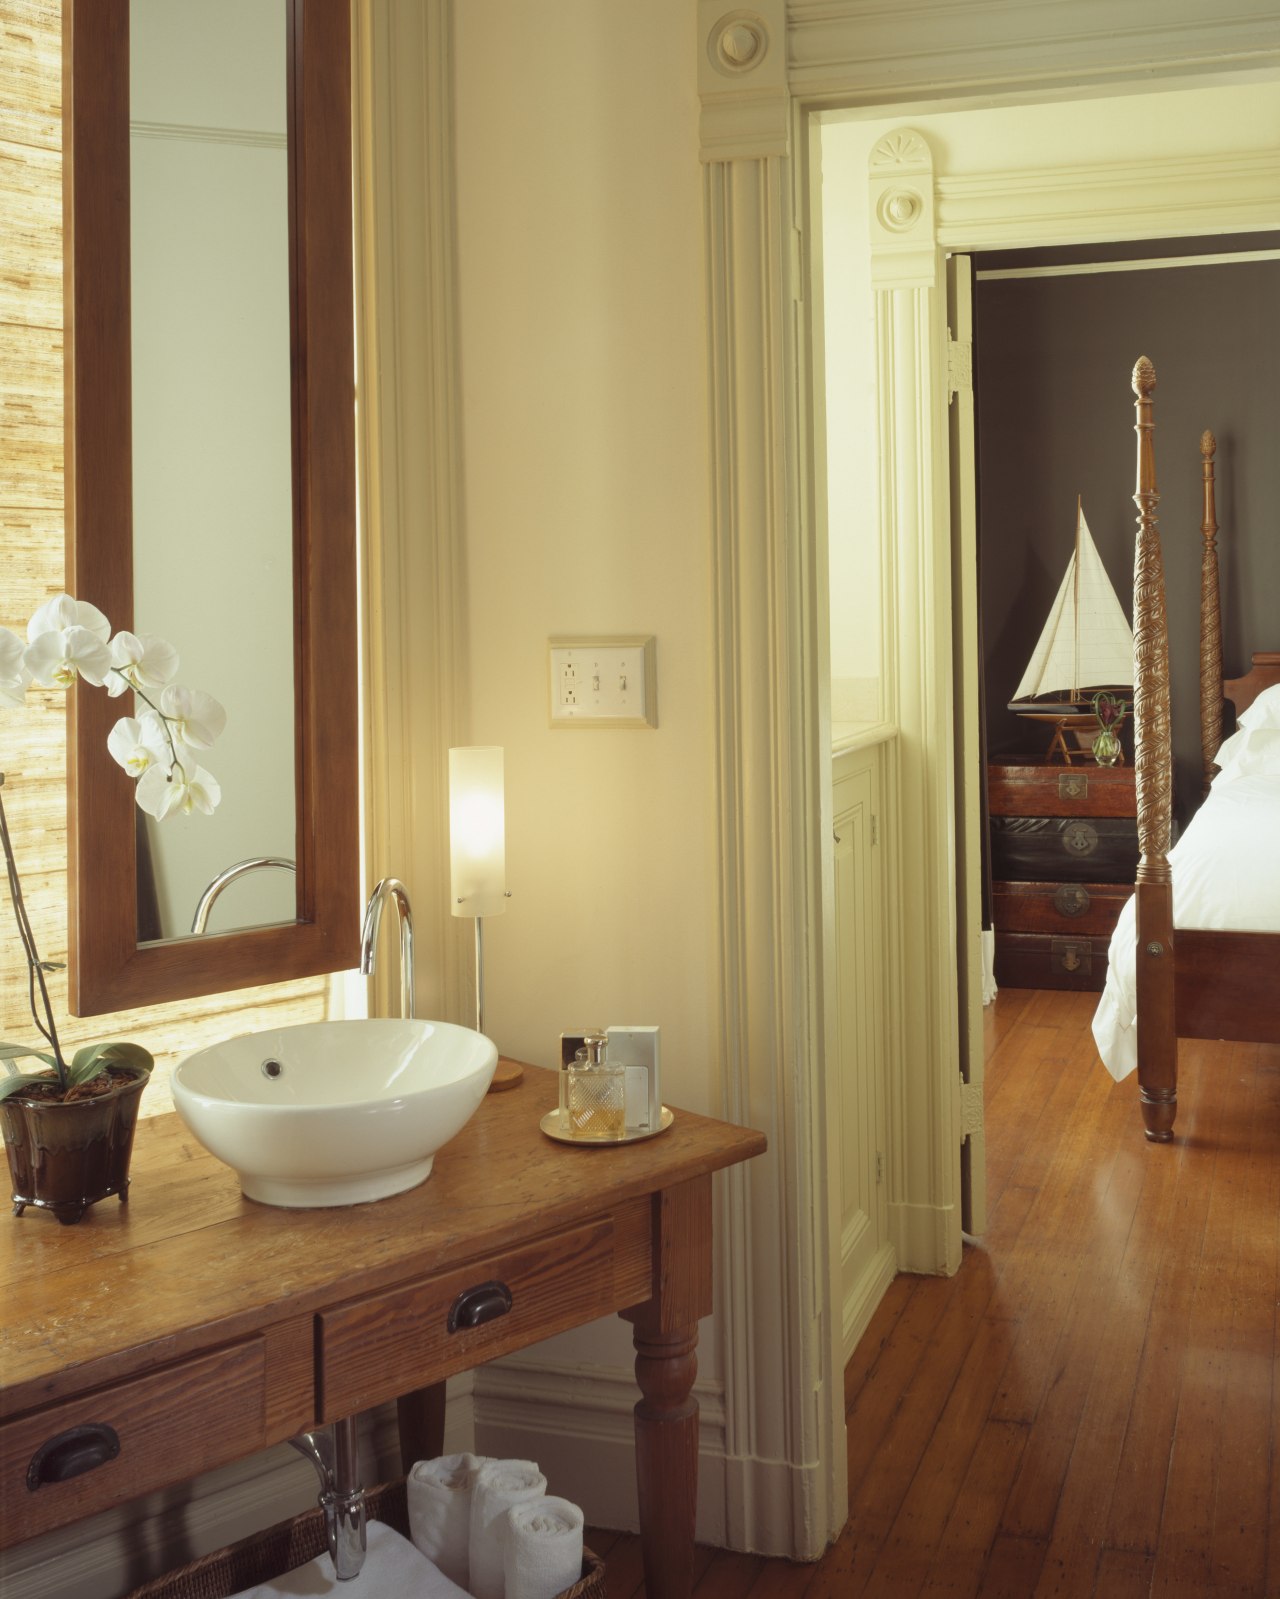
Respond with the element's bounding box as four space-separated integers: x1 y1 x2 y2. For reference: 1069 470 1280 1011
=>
988 756 1138 991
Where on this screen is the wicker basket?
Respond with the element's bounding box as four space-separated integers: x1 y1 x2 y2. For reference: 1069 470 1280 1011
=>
124 1479 605 1599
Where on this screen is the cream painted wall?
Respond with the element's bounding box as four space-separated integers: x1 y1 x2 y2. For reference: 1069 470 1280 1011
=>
452 2 717 1377
822 78 1280 719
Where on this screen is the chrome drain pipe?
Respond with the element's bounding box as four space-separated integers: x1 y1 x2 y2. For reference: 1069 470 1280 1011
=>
289 1417 367 1579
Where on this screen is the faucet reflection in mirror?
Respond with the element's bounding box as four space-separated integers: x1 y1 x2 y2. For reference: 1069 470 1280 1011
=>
0 593 223 1220
191 856 296 935
449 746 518 1089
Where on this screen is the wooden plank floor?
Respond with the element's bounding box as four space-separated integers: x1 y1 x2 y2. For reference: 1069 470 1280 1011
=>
589 988 1280 1597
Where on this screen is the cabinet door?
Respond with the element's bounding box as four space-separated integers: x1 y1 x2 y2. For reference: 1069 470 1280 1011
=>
833 756 887 1361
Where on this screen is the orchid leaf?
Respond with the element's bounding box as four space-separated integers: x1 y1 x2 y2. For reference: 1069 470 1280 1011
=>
65 1039 154 1088
98 1041 155 1074
0 1070 59 1102
0 1041 57 1067
67 1053 110 1089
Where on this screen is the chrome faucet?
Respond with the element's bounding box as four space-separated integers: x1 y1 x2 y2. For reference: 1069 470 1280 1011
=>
359 878 415 1019
190 856 295 935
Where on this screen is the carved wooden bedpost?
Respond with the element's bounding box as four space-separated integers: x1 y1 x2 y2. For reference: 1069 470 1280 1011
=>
1131 357 1177 1141
1199 430 1223 797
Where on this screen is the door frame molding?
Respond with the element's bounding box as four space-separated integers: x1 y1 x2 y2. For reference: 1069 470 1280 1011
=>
697 0 1280 1556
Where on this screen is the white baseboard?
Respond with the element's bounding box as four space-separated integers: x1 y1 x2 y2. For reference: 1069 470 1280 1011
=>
721 1447 835 1560
4 1378 476 1599
889 1198 960 1276
473 1357 727 1543
474 1356 834 1559
842 1240 898 1365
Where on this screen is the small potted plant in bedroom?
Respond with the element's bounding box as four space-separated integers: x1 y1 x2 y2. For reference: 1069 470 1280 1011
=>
1091 690 1130 767
0 593 225 1224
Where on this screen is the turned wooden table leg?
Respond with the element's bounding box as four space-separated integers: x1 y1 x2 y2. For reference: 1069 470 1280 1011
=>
621 1173 714 1599
396 1381 446 1473
630 1321 700 1598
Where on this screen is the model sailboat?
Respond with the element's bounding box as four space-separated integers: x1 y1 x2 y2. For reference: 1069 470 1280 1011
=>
1008 501 1134 761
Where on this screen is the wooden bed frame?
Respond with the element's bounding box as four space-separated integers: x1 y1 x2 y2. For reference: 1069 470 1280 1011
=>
1131 358 1280 1141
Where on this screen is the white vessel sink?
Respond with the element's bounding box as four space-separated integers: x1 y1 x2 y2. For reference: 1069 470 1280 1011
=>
172 1019 498 1208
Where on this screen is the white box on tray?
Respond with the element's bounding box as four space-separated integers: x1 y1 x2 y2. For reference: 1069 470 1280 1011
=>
605 1026 661 1133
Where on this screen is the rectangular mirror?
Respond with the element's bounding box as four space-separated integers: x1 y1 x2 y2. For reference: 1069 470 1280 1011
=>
64 0 359 1015
130 0 297 943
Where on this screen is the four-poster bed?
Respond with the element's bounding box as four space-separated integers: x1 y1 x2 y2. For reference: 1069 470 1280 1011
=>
1092 361 1280 1140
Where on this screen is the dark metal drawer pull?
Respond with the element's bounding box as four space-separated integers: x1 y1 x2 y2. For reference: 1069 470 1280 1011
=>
28 1423 120 1490
448 1280 513 1333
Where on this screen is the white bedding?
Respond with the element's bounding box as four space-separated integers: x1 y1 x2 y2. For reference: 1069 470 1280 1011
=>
1092 772 1280 1080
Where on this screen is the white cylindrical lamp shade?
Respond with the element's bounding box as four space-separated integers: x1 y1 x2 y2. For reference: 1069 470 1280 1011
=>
449 746 507 918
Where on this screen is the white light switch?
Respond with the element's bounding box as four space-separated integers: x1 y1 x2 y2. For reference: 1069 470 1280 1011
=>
548 636 657 728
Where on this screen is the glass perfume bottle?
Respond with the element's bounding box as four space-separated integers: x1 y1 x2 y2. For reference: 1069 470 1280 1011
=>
561 1032 625 1140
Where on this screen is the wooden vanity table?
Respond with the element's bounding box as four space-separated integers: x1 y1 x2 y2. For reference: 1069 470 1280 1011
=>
0 1066 764 1597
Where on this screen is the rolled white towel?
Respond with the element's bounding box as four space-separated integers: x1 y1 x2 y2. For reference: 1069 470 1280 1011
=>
407 1453 486 1589
229 1519 471 1599
503 1496 585 1599
468 1459 548 1599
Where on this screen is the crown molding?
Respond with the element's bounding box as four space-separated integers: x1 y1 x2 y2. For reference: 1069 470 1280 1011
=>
787 0 1280 105
936 147 1280 248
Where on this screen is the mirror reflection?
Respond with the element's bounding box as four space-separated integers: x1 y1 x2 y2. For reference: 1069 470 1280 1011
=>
129 0 297 941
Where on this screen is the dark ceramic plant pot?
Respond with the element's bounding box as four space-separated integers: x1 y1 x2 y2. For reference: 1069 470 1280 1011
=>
1 1067 148 1225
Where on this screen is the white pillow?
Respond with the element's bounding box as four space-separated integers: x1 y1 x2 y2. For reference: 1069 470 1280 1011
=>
1238 682 1280 732
1214 725 1280 780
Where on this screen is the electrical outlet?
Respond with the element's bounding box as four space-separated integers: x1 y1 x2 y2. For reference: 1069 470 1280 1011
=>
548 636 657 728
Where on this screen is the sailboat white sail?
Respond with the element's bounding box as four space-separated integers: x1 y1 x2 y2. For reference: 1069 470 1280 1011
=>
1011 503 1133 707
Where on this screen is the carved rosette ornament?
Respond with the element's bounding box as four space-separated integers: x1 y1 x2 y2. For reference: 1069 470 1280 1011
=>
876 189 922 233
1131 356 1172 882
869 129 929 169
1199 429 1223 797
707 12 769 75
867 128 935 286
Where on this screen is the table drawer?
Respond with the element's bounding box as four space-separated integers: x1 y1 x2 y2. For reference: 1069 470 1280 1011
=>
988 762 1135 818
989 815 1138 884
318 1215 632 1420
0 1340 266 1546
992 880 1130 939
995 931 1112 992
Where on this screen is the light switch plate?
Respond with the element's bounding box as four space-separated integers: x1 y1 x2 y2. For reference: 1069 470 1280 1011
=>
548 635 657 729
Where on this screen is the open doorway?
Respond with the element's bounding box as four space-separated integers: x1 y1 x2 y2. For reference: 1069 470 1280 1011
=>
816 85 1280 1359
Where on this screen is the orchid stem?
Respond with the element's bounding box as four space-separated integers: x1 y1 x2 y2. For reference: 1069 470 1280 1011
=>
107 670 189 782
0 774 67 1086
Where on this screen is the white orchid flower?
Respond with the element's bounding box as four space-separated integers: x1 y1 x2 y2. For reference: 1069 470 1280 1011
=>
0 627 30 707
159 684 226 749
106 631 180 697
107 710 171 777
24 625 112 688
136 761 221 819
26 592 111 645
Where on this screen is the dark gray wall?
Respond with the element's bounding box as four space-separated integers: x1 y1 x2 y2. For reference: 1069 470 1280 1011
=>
974 234 1280 826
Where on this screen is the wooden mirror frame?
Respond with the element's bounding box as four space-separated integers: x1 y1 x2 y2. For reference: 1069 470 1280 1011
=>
63 0 359 1016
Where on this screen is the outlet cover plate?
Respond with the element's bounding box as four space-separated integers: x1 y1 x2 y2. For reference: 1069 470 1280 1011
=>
548 635 657 729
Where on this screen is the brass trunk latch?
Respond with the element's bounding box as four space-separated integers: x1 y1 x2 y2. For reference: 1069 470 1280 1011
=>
1063 821 1098 856
1052 938 1092 976
1054 885 1090 918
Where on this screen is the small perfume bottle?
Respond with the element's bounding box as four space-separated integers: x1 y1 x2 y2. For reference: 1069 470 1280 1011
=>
561 1032 625 1140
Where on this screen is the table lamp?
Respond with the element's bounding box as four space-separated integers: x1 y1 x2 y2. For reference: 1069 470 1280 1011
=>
448 745 520 1089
